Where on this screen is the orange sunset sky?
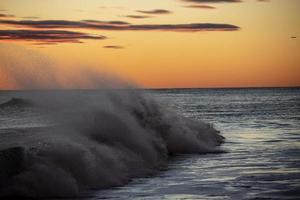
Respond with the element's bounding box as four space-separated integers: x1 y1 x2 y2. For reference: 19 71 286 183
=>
0 0 299 89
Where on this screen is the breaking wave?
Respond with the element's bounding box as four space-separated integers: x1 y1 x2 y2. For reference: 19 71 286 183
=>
0 98 33 109
0 90 224 198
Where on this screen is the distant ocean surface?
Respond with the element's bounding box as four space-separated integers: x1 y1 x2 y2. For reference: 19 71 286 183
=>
0 88 299 199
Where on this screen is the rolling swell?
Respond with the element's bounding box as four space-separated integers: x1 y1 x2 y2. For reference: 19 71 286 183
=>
0 90 224 198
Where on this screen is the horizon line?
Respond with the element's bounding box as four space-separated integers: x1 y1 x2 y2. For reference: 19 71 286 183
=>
0 86 299 92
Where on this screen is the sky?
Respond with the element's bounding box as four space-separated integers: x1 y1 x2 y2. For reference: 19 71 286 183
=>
0 0 299 89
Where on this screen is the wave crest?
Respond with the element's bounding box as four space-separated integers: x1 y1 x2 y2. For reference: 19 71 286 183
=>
0 98 33 109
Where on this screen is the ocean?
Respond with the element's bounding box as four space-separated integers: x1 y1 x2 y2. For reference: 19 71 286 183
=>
0 88 299 199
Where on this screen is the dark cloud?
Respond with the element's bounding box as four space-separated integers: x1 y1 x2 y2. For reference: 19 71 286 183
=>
136 9 172 15
125 23 239 31
0 13 15 18
0 29 106 44
82 19 129 25
184 5 216 9
0 18 239 44
103 45 124 49
0 19 239 32
125 15 151 19
0 19 130 29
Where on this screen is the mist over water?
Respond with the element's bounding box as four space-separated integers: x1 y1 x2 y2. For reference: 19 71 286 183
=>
0 44 128 90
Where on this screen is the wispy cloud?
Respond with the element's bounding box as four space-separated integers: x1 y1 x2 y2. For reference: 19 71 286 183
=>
184 5 216 9
0 19 129 29
0 19 239 32
103 45 124 49
0 18 239 45
0 29 106 44
136 9 172 15
125 15 151 19
0 13 15 18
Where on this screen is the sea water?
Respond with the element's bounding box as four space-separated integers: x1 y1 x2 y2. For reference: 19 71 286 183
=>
0 88 299 199
94 88 300 200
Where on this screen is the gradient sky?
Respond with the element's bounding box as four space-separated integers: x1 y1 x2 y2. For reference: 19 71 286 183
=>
0 0 299 89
